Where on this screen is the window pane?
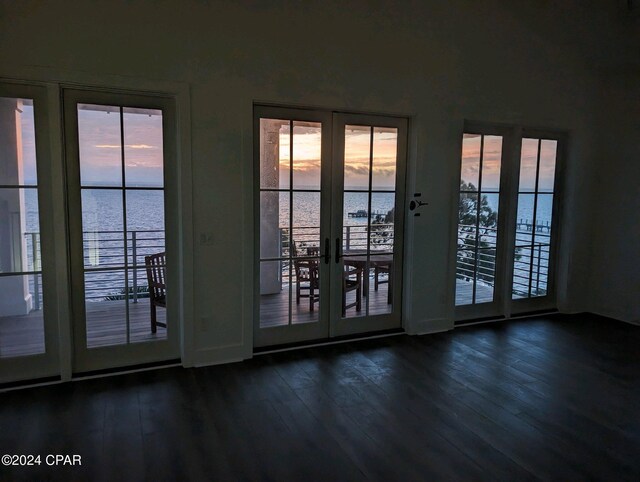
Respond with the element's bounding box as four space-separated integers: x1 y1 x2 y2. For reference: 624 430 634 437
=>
85 269 127 348
260 191 287 260
372 127 397 191
293 191 320 252
538 140 557 192
0 97 37 186
343 192 369 252
519 138 539 192
78 103 122 187
260 260 288 327
344 125 371 191
480 135 502 191
292 121 321 190
370 192 395 253
460 134 480 190
82 189 125 269
0 274 45 357
367 254 393 316
123 108 164 188
260 118 290 190
0 188 40 273
128 268 166 343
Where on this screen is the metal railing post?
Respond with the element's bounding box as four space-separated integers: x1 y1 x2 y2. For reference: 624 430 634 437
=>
536 242 542 295
31 233 40 311
346 226 351 250
132 231 138 303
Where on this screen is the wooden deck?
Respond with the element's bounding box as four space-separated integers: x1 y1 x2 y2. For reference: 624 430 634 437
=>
0 299 166 358
260 280 392 328
456 278 494 305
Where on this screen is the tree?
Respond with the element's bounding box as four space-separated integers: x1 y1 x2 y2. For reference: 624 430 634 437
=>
457 181 498 285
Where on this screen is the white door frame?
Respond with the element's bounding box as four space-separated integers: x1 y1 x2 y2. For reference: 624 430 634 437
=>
63 88 180 373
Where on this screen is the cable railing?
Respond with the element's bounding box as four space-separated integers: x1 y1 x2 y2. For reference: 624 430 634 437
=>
25 230 165 308
455 223 551 300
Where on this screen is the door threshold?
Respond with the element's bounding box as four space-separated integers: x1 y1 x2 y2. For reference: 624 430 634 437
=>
72 358 182 380
254 328 404 355
455 309 560 327
0 375 62 393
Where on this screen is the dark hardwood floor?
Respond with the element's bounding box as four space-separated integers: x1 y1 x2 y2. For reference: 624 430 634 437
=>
1 313 640 481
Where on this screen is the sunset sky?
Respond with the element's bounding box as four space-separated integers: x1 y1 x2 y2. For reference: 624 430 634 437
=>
277 124 398 190
461 134 556 193
77 104 164 187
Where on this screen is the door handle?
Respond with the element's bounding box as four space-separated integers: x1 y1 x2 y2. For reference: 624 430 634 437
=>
324 238 330 264
335 238 341 263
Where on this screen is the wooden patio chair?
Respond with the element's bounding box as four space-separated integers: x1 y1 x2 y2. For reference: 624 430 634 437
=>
292 243 320 311
343 264 363 316
145 252 167 333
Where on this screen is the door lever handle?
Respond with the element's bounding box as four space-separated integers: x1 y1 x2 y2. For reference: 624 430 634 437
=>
324 238 330 264
335 238 341 263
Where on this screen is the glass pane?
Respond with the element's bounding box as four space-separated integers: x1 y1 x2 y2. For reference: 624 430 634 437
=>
123 108 164 188
456 248 475 306
82 189 125 269
342 258 366 319
343 192 369 253
260 191 287 260
85 269 127 348
291 255 321 325
344 125 371 191
460 134 480 190
260 260 288 327
78 103 122 187
367 254 393 315
370 192 395 253
480 135 502 191
458 192 479 234
519 138 539 192
515 193 536 237
530 241 549 297
292 121 321 190
0 188 40 273
128 268 167 343
293 191 320 253
259 118 290 190
0 274 45 358
0 98 37 186
513 193 535 299
372 127 397 191
126 190 165 267
538 140 557 192
535 193 553 234
512 246 531 299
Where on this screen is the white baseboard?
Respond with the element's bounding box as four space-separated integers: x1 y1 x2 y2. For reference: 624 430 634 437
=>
589 306 640 325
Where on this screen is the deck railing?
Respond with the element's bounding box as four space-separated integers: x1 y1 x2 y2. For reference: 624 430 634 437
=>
456 222 551 299
25 229 165 308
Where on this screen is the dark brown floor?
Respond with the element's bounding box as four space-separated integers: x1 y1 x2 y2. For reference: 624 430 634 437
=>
1 313 640 481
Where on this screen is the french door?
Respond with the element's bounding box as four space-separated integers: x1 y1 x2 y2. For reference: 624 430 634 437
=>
254 106 407 348
454 122 564 321
0 83 60 384
64 89 179 372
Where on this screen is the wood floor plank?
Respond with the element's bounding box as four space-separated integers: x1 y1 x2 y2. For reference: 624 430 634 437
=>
1 313 640 480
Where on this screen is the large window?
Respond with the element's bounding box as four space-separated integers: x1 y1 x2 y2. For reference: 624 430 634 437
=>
456 133 503 306
512 138 557 299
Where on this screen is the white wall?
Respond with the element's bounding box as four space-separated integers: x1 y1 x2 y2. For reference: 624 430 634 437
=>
0 0 632 366
587 72 640 323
